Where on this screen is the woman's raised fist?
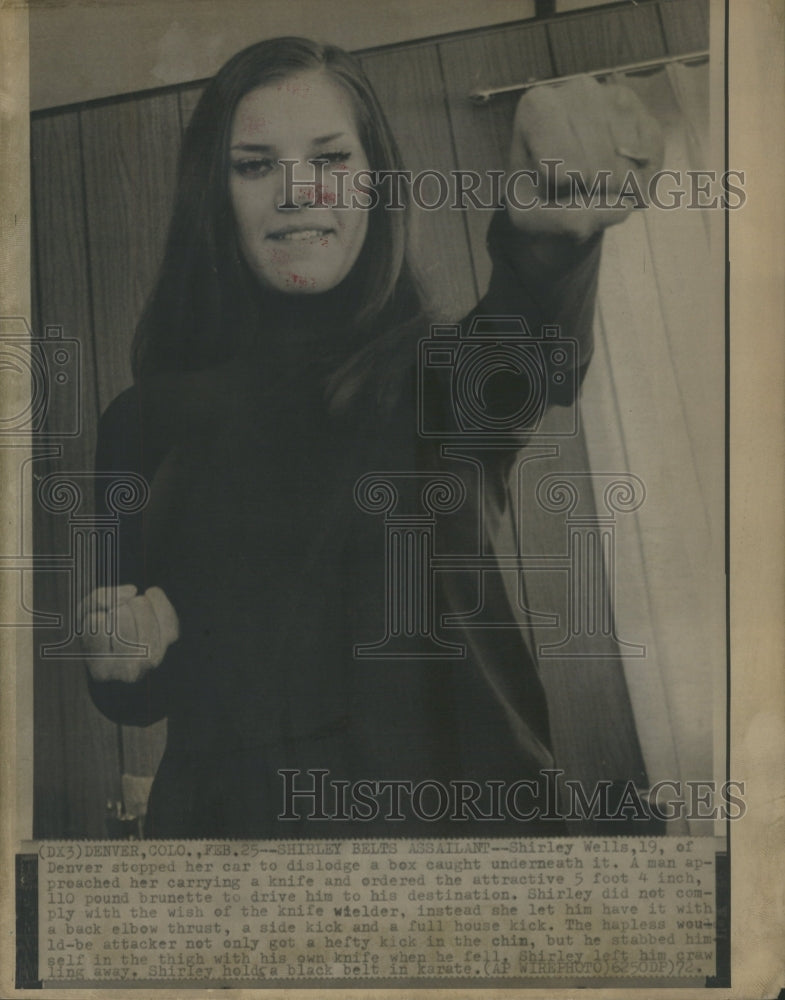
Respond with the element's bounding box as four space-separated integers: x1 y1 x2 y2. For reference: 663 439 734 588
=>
507 74 665 240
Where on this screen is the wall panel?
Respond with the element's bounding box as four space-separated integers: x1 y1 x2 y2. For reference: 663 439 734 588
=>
31 113 121 838
547 3 666 74
438 21 553 293
80 92 182 414
360 46 477 320
658 0 710 54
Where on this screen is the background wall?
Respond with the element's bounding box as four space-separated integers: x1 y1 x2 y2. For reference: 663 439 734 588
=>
30 0 716 838
29 0 656 112
29 0 537 111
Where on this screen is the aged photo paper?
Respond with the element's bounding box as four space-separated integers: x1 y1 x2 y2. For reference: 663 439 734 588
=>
1 0 783 997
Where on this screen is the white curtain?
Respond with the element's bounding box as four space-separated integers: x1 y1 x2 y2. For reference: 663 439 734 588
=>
581 60 725 833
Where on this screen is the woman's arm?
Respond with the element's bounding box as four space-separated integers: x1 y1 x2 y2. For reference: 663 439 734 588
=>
459 75 664 414
475 208 602 404
85 387 174 726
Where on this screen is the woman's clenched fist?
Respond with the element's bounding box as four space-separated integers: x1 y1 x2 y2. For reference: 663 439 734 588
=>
79 584 180 683
507 74 664 240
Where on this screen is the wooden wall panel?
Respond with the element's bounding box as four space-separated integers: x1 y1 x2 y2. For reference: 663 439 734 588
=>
31 113 122 838
438 22 554 294
547 4 666 74
360 46 477 320
79 94 182 791
658 0 709 54
178 85 205 131
80 92 182 414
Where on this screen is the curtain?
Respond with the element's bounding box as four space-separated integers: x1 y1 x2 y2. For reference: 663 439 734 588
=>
581 60 725 832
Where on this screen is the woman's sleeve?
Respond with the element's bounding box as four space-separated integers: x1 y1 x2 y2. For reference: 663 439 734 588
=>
85 387 171 727
468 207 603 407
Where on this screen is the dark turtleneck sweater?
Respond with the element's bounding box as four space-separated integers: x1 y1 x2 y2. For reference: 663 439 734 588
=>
88 211 602 838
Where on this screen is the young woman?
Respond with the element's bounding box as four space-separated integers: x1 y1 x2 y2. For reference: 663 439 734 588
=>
81 37 661 838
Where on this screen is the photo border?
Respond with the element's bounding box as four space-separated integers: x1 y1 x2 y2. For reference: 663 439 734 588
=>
1 0 783 995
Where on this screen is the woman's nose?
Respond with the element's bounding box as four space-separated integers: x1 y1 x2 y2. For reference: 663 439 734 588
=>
278 159 321 208
278 160 333 209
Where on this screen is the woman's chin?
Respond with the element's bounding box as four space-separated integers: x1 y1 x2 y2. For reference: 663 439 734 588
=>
264 269 348 296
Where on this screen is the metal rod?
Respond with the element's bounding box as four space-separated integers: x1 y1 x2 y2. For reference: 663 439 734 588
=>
469 49 709 104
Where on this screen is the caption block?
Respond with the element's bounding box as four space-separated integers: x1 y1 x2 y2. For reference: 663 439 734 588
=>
37 836 716 984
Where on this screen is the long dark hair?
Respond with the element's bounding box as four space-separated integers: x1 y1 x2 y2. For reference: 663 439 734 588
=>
132 36 425 395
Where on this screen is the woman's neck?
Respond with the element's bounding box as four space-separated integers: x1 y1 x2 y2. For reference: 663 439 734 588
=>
254 278 366 373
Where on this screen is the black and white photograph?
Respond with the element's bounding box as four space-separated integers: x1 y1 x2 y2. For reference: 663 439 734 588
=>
1 0 783 994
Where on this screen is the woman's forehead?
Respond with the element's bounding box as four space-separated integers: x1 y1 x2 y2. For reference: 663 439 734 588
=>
230 70 359 145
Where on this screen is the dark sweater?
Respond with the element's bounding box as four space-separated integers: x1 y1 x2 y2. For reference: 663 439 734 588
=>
89 212 601 838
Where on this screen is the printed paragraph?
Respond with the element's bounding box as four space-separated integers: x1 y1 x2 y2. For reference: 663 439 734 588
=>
36 836 718 984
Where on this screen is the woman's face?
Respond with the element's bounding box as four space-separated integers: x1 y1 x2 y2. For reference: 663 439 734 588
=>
228 70 370 295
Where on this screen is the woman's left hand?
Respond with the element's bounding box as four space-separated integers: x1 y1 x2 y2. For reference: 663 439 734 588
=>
506 74 664 241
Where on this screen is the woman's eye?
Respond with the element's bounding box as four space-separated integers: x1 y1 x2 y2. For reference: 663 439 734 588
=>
310 151 352 168
231 158 275 178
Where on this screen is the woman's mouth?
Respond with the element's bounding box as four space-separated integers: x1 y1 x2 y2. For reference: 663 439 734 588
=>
267 227 334 242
